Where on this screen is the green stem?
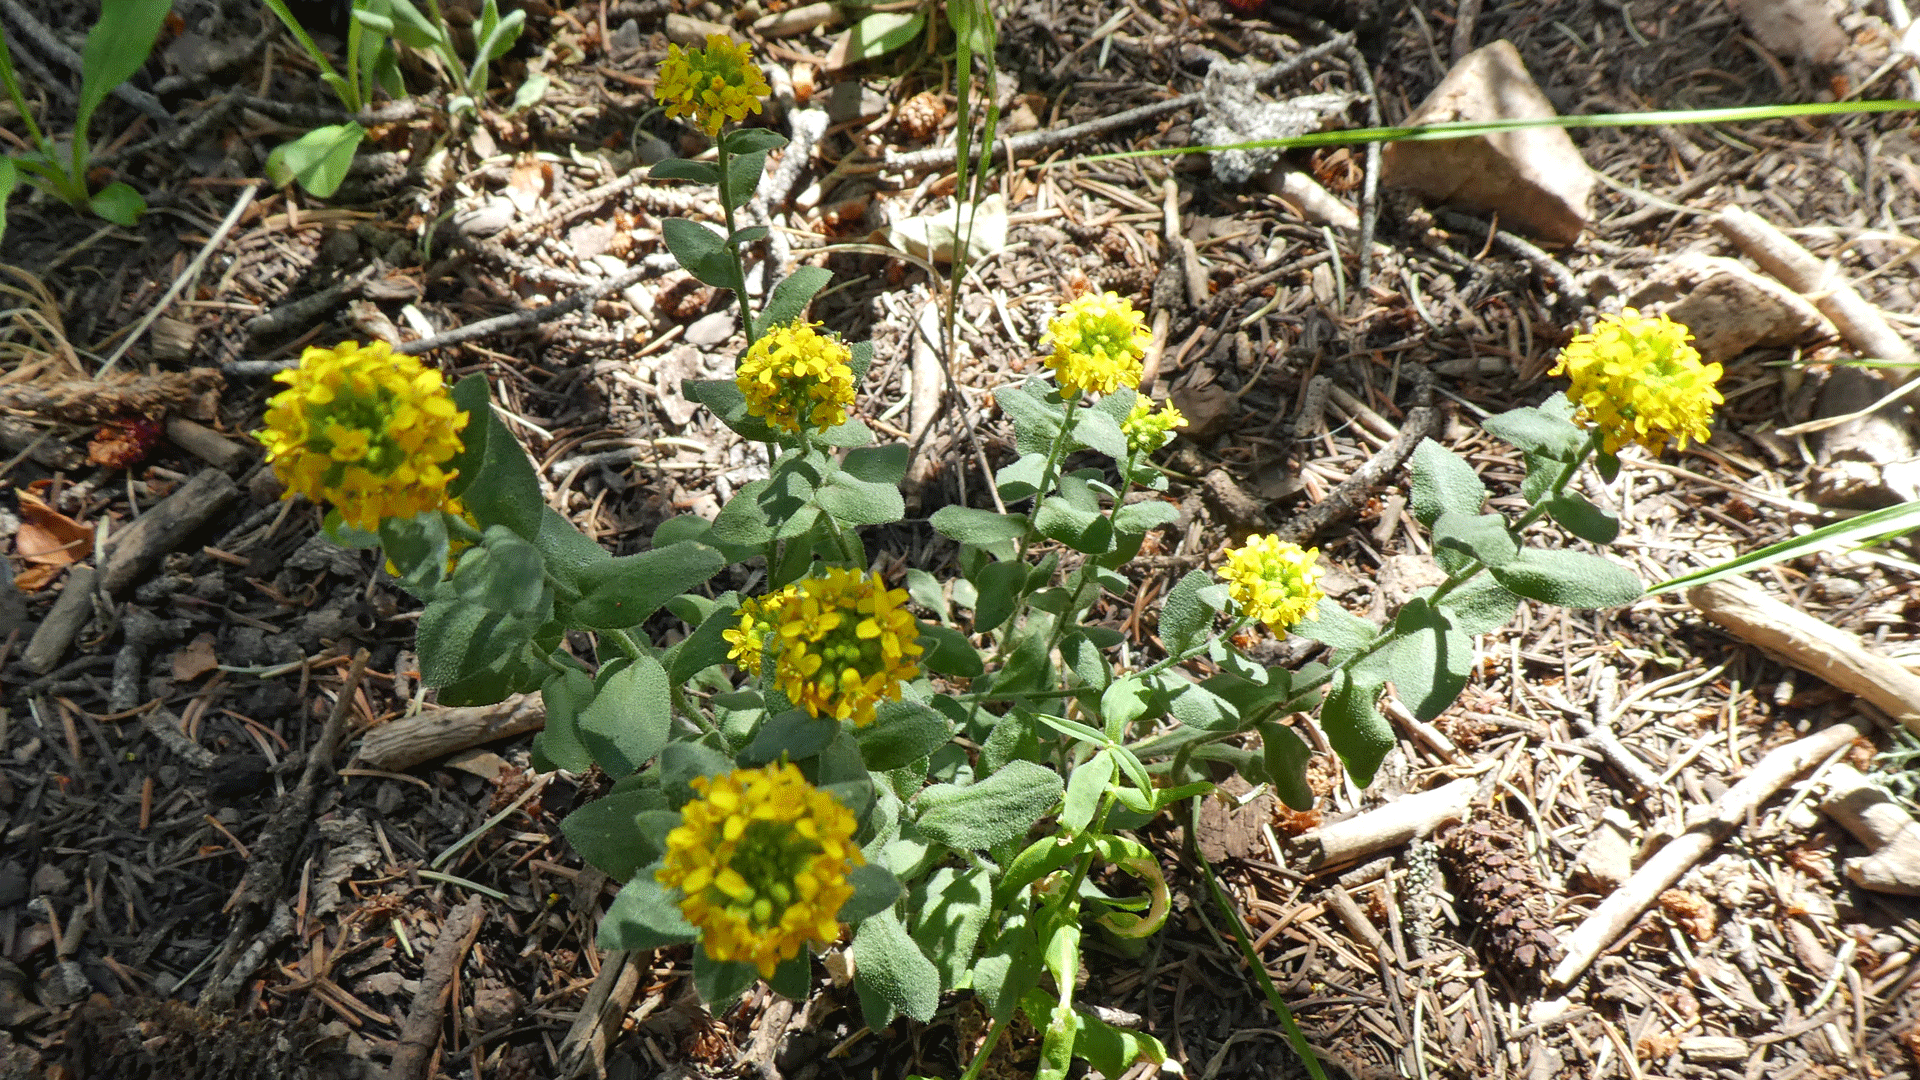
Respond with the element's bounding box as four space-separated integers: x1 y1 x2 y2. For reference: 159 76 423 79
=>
605 628 646 660
1016 394 1078 564
956 1016 1008 1080
715 136 759 337
672 683 724 739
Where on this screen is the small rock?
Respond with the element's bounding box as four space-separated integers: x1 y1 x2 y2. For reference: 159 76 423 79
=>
1571 808 1636 892
1382 40 1595 244
608 18 642 54
1679 1035 1749 1064
1728 0 1848 64
0 862 26 907
29 864 68 897
825 81 888 125
468 980 526 1029
569 221 617 261
685 312 737 347
36 961 90 1007
1168 378 1235 442
1626 254 1829 363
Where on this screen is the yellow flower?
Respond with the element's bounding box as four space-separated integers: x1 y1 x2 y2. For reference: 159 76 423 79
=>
655 34 771 137
1219 535 1325 632
1549 309 1723 456
724 585 798 676
773 567 923 727
257 340 469 532
1046 292 1149 397
736 319 857 435
1122 396 1186 455
657 763 863 979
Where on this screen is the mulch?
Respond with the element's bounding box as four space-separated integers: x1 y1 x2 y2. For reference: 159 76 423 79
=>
1 0 1918 1078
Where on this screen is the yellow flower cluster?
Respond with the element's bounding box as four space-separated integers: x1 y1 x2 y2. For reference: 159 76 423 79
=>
724 585 798 676
737 320 858 435
656 763 862 978
772 567 923 727
1219 535 1325 632
1121 396 1187 455
1046 292 1149 397
257 341 469 532
1549 309 1723 456
655 34 771 136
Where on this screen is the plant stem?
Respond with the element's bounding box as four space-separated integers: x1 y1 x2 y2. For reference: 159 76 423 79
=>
715 135 759 336
605 627 646 660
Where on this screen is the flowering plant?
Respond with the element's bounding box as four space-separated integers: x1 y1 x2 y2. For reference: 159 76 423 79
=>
261 43 1713 1072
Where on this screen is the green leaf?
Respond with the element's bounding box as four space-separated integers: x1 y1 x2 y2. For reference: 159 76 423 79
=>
905 568 947 619
857 700 952 771
1430 511 1519 569
996 381 1066 456
1074 1006 1169 1078
86 181 144 226
1409 438 1487 528
576 655 672 776
756 266 832 336
1061 749 1112 833
668 595 742 682
837 9 927 62
568 543 728 629
969 559 1026 634
415 595 541 687
930 506 1028 546
1292 598 1377 658
0 157 16 242
530 504 611 593
1069 408 1127 459
266 123 365 197
662 217 736 289
1489 549 1643 609
742 710 839 766
995 452 1049 503
839 862 903 924
1546 490 1620 544
377 511 451 595
974 916 1040 1022
1112 498 1178 537
1165 677 1237 731
693 950 757 1006
1258 721 1315 811
559 791 672 881
453 397 544 540
842 444 910 485
443 374 493 499
1386 599 1472 723
1482 401 1585 460
1319 670 1394 788
818 468 905 526
652 158 722 185
657 740 736 807
1158 569 1224 656
1099 677 1154 738
75 0 172 150
382 0 446 47
918 623 985 677
722 149 768 212
914 759 1064 850
1058 631 1111 696
852 909 940 1026
534 669 596 773
1649 497 1920 595
1433 576 1522 636
598 869 699 950
474 3 524 66
1035 496 1112 555
683 379 781 443
452 527 549 614
909 865 992 990
724 127 790 155
768 954 811 1001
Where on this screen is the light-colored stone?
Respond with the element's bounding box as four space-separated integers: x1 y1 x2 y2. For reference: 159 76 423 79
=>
1728 0 1849 64
1679 1035 1749 1064
1627 253 1832 363
1571 808 1636 892
1381 40 1594 244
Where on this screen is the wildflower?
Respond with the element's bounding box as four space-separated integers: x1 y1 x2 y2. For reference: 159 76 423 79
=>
773 567 923 727
1549 309 1723 455
657 763 863 978
655 34 771 137
736 319 857 435
1219 535 1325 632
1122 396 1187 455
724 585 798 676
1045 292 1149 397
257 340 469 533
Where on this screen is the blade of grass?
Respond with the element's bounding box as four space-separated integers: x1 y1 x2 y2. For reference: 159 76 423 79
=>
1648 498 1920 595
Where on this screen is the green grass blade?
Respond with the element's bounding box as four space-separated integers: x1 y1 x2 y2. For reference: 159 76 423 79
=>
1648 499 1920 595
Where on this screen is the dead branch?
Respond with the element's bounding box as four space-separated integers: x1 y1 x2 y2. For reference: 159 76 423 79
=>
356 694 547 772
1291 776 1477 870
387 895 488 1080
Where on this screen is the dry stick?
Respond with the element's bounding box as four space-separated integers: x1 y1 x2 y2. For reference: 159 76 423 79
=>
1547 715 1870 988
357 694 547 772
1291 776 1477 871
882 33 1355 171
98 185 257 376
1820 762 1920 895
1274 403 1440 545
555 950 643 1080
202 650 370 1008
396 263 654 355
1716 206 1920 383
386 895 487 1080
1688 578 1920 740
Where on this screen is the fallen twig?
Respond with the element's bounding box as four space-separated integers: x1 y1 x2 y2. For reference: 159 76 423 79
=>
1547 715 1869 988
1689 578 1920 740
1275 402 1440 546
556 949 643 1080
1291 776 1477 870
387 895 487 1080
1820 762 1920 895
357 694 547 772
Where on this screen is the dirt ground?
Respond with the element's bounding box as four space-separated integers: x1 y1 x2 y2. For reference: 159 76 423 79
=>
1 0 1919 1078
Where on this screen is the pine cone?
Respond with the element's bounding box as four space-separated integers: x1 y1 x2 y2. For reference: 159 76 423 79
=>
1438 810 1564 987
